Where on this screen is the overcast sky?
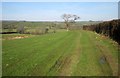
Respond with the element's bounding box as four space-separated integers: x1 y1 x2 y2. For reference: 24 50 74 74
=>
2 2 118 21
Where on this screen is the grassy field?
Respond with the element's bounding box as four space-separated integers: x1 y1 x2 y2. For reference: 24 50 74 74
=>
2 30 118 76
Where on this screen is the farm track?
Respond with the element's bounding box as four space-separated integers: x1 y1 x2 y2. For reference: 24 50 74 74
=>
58 32 81 76
2 30 118 76
46 32 81 76
73 31 103 76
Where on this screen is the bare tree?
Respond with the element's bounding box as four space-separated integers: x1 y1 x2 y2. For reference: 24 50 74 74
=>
61 14 80 31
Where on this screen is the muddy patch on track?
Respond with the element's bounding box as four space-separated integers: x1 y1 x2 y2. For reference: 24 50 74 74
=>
96 44 118 76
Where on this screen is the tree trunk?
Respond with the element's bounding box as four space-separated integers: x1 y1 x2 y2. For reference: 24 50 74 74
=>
67 27 69 31
66 23 69 31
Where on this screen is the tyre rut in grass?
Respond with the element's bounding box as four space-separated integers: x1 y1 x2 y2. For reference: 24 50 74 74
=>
46 31 81 76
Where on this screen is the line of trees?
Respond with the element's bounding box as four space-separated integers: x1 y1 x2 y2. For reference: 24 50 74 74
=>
2 21 58 35
2 21 18 32
83 19 120 44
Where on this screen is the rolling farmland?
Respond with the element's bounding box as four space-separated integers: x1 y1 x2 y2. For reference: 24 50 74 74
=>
2 30 118 76
2 2 119 77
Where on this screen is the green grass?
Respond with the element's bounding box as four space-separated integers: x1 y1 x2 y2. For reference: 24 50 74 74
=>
2 30 118 76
